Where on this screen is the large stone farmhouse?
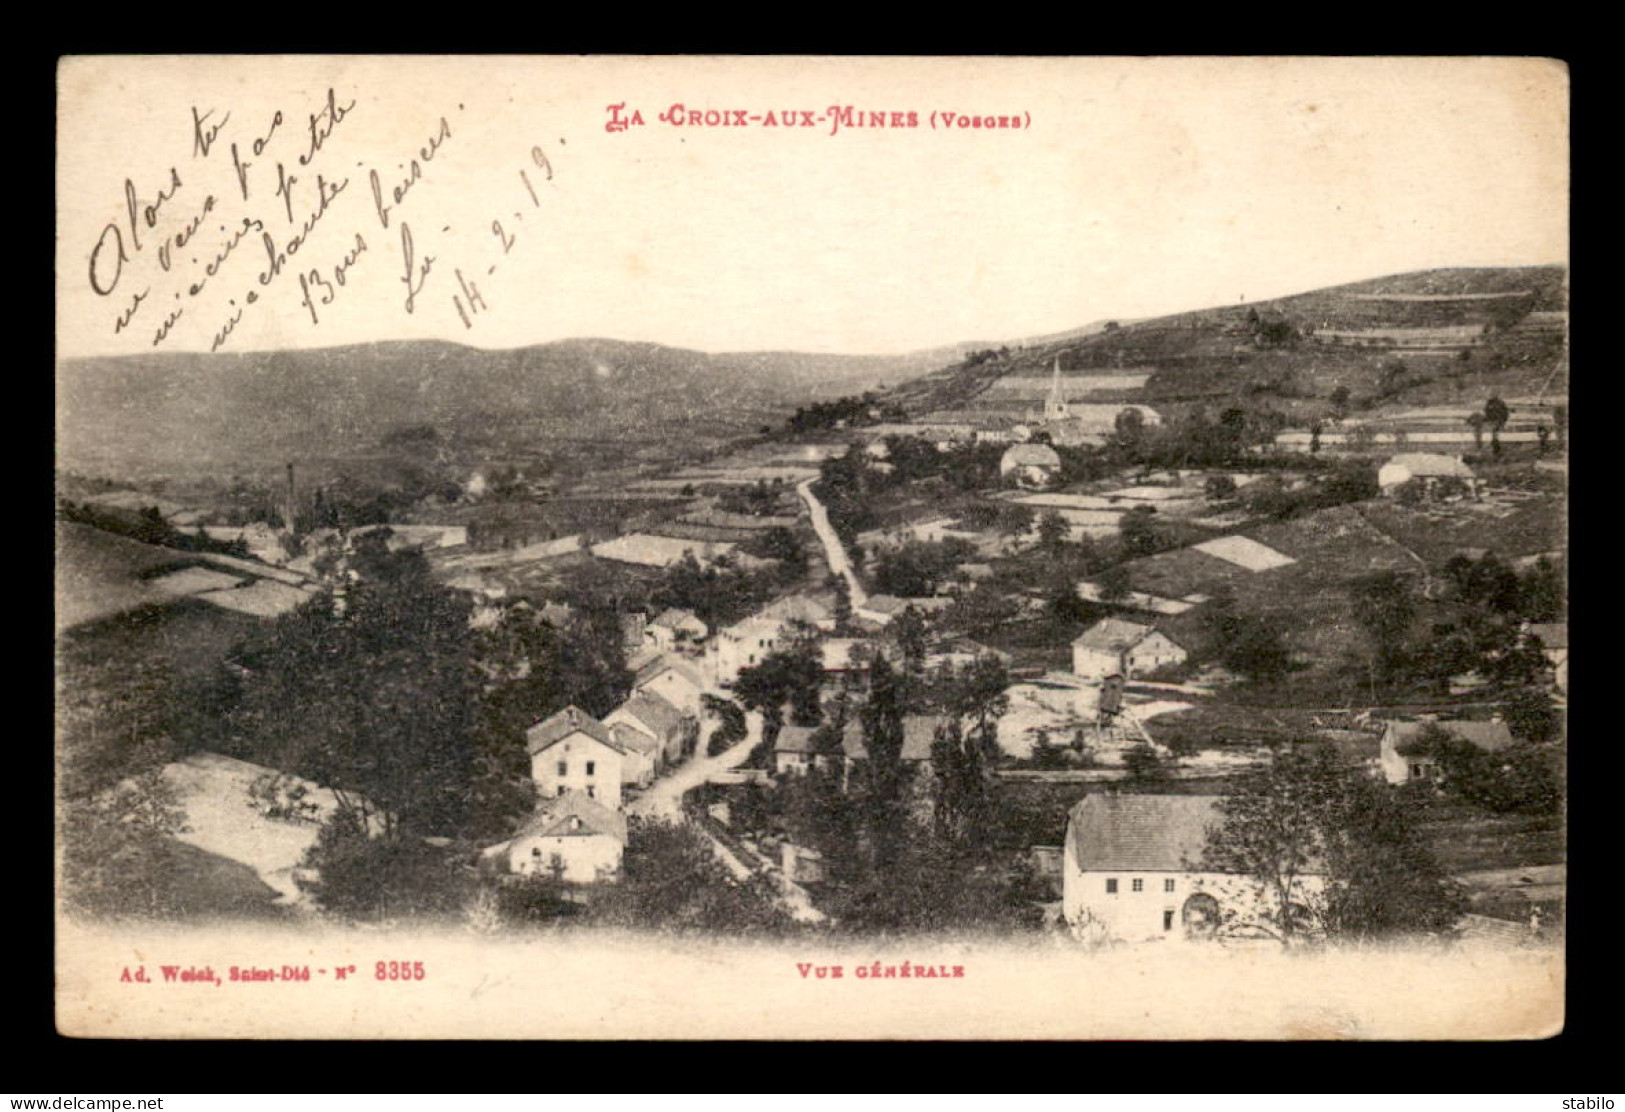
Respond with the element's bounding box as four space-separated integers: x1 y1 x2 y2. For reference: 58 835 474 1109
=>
1062 794 1324 943
1071 618 1188 680
479 791 628 884
526 705 628 809
1378 719 1516 786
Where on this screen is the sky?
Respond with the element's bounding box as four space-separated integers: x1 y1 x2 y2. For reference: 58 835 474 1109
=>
55 56 1569 359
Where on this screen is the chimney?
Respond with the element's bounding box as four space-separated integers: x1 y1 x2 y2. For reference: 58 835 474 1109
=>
283 462 298 533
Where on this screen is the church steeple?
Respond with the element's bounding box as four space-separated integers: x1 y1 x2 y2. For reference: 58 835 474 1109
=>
1046 356 1068 421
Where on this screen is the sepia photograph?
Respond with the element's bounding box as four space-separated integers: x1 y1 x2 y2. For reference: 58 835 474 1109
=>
54 55 1568 1040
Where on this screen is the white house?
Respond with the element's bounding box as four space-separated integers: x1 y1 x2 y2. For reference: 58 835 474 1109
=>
1377 453 1479 499
855 594 953 626
774 716 949 782
1378 719 1517 786
1071 618 1187 680
633 655 706 717
758 592 839 631
526 706 627 809
645 608 709 654
708 615 786 686
1062 793 1324 943
999 443 1063 488
480 791 627 884
604 722 662 788
604 689 691 770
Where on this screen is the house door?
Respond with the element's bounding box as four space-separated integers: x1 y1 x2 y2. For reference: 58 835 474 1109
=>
1181 892 1220 939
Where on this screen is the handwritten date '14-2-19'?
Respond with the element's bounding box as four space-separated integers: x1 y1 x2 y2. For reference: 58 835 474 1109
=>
428 142 556 330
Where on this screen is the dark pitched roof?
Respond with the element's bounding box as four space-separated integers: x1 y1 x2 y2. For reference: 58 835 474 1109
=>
1072 617 1159 653
651 607 707 633
635 654 703 690
1066 794 1224 873
607 722 660 756
759 593 836 625
1001 444 1062 468
526 705 619 755
1386 720 1516 753
510 791 628 842
614 690 686 740
774 725 822 754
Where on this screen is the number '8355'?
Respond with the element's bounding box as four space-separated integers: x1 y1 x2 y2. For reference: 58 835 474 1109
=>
376 961 426 981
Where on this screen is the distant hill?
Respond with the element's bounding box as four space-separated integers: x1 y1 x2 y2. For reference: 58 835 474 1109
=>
56 265 1567 483
885 265 1568 417
56 338 975 481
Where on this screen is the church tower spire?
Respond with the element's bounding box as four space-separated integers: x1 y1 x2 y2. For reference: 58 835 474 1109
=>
1046 356 1068 421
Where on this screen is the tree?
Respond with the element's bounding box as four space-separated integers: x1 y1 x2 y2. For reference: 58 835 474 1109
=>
703 694 749 756
831 577 853 633
856 656 909 869
1399 724 1561 815
585 817 783 935
1036 510 1070 557
1517 556 1565 621
1028 729 1067 769
297 811 473 920
1351 572 1416 687
1466 411 1486 452
1118 506 1162 560
1329 385 1351 416
230 540 480 840
998 501 1037 539
1203 602 1295 683
930 717 992 848
1205 474 1238 501
733 635 823 733
1112 407 1147 459
59 764 191 919
1096 564 1132 605
1502 688 1562 744
1123 741 1168 783
1484 395 1511 453
1202 742 1464 943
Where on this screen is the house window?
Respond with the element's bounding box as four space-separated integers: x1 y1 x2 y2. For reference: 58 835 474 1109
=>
1165 879 1176 893
1132 878 1144 892
586 761 596 777
557 760 568 777
556 785 565 796
1163 910 1174 931
1410 763 1427 781
586 786 596 799
1105 878 1117 894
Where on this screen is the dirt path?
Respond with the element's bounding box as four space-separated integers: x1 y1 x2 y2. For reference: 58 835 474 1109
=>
797 479 867 607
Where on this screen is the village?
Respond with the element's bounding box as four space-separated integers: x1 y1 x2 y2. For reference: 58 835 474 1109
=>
55 268 1568 950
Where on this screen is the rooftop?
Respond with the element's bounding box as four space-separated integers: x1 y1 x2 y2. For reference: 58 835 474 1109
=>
510 791 628 843
1386 719 1516 753
1073 617 1160 653
1067 793 1225 873
1001 444 1062 468
526 706 620 755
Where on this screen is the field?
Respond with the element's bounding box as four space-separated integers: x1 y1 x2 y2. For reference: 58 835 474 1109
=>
1356 493 1564 566
57 595 261 796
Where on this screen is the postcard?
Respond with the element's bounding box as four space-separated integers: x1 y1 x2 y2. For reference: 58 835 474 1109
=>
55 55 1567 1039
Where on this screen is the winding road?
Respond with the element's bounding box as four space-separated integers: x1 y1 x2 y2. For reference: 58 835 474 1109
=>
797 478 867 607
